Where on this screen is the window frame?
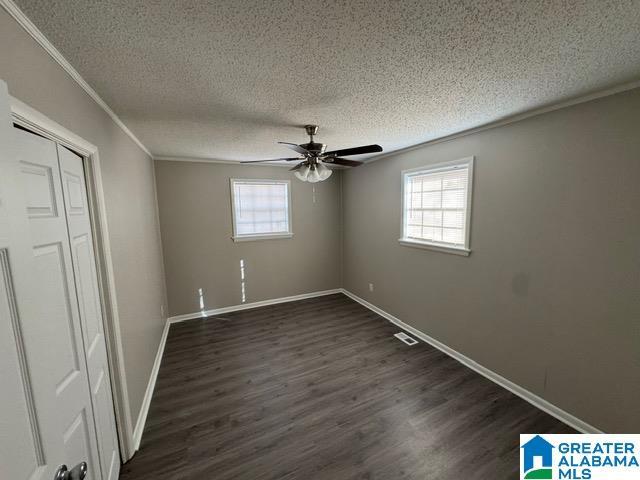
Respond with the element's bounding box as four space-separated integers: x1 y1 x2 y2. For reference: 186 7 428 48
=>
399 156 474 256
229 178 293 242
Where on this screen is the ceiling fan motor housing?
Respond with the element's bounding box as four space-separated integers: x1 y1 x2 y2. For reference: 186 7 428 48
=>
301 142 326 156
304 124 319 136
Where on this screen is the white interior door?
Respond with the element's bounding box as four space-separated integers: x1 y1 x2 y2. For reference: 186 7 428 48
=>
0 81 120 480
0 81 53 480
14 125 103 479
58 145 120 480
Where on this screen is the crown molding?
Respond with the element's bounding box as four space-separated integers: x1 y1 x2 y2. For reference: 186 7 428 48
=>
153 155 293 167
366 79 640 164
1 0 152 157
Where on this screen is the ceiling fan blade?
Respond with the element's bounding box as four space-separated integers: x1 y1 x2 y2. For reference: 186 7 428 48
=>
323 157 363 167
289 162 306 171
323 144 382 157
278 142 310 156
240 157 301 163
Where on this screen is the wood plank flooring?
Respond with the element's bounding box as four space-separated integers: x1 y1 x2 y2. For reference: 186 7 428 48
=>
119 293 574 480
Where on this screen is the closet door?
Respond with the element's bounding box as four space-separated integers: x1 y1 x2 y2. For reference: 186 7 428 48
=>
8 125 102 479
58 145 120 480
0 81 55 480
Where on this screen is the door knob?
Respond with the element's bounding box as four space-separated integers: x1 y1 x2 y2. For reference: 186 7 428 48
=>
53 462 88 480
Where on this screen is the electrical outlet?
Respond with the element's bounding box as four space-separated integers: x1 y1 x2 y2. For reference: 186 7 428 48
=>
369 283 374 292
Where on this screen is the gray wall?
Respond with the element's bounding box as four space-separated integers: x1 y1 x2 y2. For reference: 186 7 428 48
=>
155 161 342 316
342 88 640 433
0 9 167 428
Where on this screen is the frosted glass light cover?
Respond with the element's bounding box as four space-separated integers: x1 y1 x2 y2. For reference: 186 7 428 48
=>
307 167 321 183
294 165 310 181
317 163 332 180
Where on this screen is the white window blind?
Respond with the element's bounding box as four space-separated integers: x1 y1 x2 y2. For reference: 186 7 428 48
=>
401 158 473 254
230 179 292 241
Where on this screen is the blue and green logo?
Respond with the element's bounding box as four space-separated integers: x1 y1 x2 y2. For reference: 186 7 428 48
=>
521 435 554 479
520 433 640 479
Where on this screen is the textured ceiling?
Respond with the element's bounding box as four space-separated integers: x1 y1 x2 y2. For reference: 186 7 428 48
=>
14 0 640 161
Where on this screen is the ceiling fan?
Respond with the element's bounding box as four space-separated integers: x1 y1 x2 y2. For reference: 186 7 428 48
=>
241 125 383 182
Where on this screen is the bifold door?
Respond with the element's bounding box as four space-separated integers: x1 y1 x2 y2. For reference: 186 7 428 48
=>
0 82 120 480
56 143 120 480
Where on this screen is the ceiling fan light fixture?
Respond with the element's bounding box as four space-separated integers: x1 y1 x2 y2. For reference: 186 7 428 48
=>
317 162 332 181
294 164 310 181
306 165 321 183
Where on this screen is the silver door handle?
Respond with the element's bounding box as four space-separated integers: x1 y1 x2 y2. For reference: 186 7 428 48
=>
54 462 87 480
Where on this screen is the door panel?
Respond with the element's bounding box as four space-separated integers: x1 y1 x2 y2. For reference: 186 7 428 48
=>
32 242 81 384
58 145 121 480
93 371 120 480
73 233 101 350
64 171 85 215
0 249 46 480
1 82 51 480
21 161 59 218
62 410 99 480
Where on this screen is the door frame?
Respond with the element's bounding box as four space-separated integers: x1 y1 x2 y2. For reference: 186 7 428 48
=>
9 95 135 461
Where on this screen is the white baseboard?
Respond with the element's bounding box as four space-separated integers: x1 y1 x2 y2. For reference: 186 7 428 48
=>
340 289 603 434
132 317 170 451
167 289 343 324
132 288 342 450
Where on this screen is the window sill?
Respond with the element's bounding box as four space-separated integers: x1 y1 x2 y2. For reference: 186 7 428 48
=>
398 238 470 256
232 233 294 243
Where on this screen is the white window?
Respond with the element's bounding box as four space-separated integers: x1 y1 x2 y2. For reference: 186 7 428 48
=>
230 179 293 242
400 157 473 256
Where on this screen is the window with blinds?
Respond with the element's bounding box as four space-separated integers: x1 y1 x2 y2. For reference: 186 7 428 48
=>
230 179 292 241
400 158 473 254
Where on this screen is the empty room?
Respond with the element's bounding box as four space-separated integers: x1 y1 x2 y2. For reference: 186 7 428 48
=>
1 1 639 479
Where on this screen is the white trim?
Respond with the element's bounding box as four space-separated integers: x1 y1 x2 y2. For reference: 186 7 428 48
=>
229 178 293 241
132 317 170 451
398 239 470 256
9 95 137 459
339 289 604 434
0 0 151 157
400 156 474 254
11 97 96 153
167 289 342 324
366 79 640 164
154 155 293 167
232 233 294 242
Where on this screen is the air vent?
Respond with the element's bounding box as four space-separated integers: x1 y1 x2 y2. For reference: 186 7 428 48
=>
394 332 418 346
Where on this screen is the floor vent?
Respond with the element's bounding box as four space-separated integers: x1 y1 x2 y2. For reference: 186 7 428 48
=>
394 332 418 346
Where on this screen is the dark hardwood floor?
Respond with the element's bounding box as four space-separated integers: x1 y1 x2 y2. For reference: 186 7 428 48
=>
119 293 573 480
